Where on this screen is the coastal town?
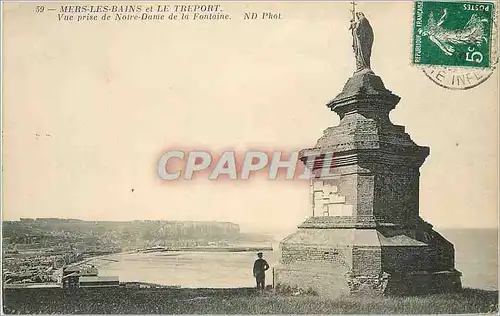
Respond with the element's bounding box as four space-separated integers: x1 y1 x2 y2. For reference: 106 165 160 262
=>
2 218 272 288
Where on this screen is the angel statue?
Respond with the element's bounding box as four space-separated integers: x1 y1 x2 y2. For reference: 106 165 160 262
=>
349 6 374 72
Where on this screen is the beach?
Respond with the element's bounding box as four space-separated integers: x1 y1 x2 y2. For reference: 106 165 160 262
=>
84 228 498 290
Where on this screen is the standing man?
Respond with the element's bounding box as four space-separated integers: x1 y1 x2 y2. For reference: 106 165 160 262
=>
253 252 269 290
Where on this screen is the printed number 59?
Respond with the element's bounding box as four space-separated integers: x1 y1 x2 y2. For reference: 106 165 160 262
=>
35 6 45 13
466 46 484 63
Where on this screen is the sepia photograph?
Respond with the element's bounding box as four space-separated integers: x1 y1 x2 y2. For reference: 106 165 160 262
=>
1 0 498 314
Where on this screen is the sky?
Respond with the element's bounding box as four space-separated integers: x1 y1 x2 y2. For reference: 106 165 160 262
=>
2 1 498 233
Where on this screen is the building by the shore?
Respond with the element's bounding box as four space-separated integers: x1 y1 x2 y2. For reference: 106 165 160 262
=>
61 265 119 289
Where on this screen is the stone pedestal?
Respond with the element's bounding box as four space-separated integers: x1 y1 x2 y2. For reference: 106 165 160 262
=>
274 70 462 297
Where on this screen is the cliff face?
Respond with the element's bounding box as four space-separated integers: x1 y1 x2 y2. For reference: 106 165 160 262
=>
3 219 241 249
153 221 240 241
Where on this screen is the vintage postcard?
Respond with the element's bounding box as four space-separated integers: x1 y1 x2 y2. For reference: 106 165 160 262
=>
1 0 498 314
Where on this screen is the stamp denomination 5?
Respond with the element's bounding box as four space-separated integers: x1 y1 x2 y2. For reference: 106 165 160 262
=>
412 1 494 68
412 1 497 89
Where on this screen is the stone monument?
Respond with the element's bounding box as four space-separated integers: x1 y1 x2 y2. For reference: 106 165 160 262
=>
273 5 462 296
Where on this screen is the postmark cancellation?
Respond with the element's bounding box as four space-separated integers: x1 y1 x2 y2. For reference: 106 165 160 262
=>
412 1 497 89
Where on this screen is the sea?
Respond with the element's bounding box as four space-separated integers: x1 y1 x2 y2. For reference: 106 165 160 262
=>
88 228 498 290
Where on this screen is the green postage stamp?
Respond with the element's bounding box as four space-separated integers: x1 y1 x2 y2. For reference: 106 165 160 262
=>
412 1 494 68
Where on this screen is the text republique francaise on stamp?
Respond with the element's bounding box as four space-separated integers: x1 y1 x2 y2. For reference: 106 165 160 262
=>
412 1 497 89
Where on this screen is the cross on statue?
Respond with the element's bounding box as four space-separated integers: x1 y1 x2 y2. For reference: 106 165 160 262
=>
350 1 357 19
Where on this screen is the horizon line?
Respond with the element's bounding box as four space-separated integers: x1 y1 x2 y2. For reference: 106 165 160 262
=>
1 217 498 231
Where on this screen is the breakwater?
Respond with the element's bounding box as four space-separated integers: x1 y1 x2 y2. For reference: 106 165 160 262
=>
139 246 273 253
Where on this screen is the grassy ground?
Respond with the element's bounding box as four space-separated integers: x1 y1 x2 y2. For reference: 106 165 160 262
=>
2 287 498 314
